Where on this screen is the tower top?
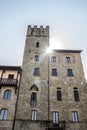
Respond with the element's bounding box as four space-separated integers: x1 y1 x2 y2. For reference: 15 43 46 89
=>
27 25 49 37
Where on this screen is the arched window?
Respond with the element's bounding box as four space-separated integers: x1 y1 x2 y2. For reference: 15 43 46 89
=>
30 92 37 107
57 88 62 101
73 88 79 101
30 84 39 91
3 90 11 99
0 109 8 120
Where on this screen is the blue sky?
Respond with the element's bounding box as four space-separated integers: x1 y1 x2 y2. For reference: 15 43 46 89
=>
0 0 87 80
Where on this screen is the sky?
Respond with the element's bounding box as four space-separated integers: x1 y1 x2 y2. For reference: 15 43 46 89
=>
0 0 87 80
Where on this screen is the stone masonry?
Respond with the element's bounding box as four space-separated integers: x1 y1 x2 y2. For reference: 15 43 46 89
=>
0 26 86 130
0 66 21 130
14 25 87 130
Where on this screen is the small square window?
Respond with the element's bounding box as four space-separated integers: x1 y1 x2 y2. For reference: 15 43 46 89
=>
67 69 73 77
34 55 39 62
51 57 56 62
33 68 40 76
52 69 57 76
66 57 71 63
36 42 39 48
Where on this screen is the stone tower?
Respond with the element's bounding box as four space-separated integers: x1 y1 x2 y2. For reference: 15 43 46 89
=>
14 25 87 130
14 25 50 130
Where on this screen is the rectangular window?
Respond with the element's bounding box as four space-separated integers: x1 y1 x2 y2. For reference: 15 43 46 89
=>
33 68 40 76
31 110 37 120
51 57 56 62
57 90 62 101
74 90 79 101
30 93 37 107
67 69 73 77
72 111 78 122
36 42 39 48
52 69 57 76
8 74 14 79
66 57 71 63
53 112 59 124
34 55 39 62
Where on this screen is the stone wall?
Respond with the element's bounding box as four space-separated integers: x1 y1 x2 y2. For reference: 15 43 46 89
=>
14 26 87 130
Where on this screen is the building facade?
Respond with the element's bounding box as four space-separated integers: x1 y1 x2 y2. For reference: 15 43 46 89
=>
14 26 87 130
0 25 87 130
0 66 21 130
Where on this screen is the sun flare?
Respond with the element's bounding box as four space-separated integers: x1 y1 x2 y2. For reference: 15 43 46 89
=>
46 47 52 53
46 38 63 54
50 38 63 49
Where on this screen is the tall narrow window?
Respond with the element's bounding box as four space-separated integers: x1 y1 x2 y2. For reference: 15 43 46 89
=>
3 90 11 100
33 68 40 76
51 57 56 62
72 111 78 122
67 69 73 77
52 69 57 76
31 110 37 120
53 112 59 124
30 93 37 107
66 57 71 63
34 55 39 62
57 88 62 101
0 109 8 120
74 88 79 101
36 42 39 48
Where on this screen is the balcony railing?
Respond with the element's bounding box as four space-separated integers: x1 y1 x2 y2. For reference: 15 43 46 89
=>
45 121 66 130
0 78 18 86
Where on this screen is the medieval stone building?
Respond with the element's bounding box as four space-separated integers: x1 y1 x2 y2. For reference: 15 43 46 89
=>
0 66 21 130
0 25 87 130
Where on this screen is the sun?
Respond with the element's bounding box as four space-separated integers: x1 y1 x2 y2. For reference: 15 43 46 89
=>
46 38 63 54
46 47 53 53
50 38 63 49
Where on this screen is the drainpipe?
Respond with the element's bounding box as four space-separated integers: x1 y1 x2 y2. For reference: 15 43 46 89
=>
48 54 50 128
12 69 22 130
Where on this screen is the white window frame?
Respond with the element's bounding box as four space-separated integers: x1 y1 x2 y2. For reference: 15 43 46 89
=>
53 111 59 124
0 109 8 120
32 110 37 120
72 111 78 122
